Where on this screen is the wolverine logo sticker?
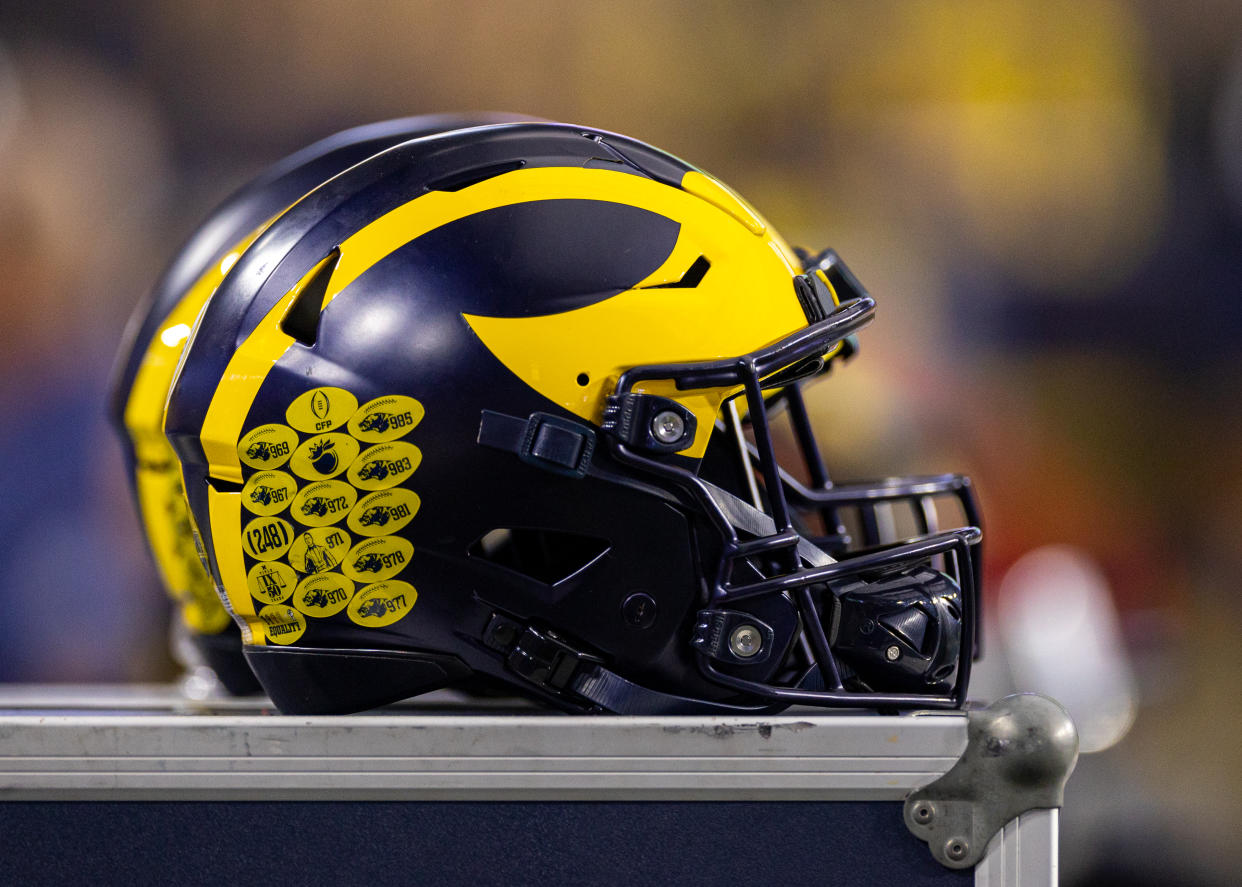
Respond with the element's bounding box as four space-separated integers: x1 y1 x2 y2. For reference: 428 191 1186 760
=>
247 561 297 605
258 604 306 645
241 471 297 516
348 395 424 443
343 536 413 583
241 516 294 561
290 433 359 481
238 424 298 470
294 573 355 617
292 480 357 527
286 386 358 434
347 489 420 537
348 580 417 627
346 442 422 491
288 527 351 575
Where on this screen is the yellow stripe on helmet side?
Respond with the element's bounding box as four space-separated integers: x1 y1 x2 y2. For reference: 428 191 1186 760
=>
208 485 263 645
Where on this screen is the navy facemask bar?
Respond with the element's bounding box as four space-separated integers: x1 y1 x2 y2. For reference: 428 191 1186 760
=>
606 284 980 708
732 383 984 661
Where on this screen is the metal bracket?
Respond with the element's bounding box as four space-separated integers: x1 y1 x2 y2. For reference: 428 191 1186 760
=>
903 693 1078 869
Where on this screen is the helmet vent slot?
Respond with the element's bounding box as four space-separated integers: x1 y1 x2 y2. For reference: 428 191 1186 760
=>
469 527 610 586
428 159 526 192
642 255 710 289
280 248 340 347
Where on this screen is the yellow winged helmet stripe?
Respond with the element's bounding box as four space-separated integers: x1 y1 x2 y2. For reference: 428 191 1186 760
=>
195 167 815 621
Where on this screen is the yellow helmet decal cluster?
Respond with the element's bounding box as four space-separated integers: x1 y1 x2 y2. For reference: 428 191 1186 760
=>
123 237 258 633
208 387 427 645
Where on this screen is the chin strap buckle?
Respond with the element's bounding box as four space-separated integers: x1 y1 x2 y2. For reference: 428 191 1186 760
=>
482 614 601 694
478 410 595 478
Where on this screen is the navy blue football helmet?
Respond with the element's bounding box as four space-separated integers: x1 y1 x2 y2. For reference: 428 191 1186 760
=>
164 120 982 714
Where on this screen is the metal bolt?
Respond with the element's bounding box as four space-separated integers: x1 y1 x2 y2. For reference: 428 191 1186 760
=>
885 644 901 661
944 838 969 862
651 410 686 444
912 803 934 825
729 624 763 658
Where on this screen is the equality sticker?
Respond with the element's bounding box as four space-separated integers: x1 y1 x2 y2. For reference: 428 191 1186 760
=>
238 424 298 470
289 433 359 481
293 573 356 618
348 580 417 628
292 480 357 527
347 489 420 537
241 470 297 516
287 526 351 575
247 561 297 605
258 604 306 645
343 536 413 583
241 516 294 561
286 386 359 434
346 442 422 491
348 395 424 443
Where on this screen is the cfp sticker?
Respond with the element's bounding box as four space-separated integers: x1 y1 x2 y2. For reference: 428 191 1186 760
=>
238 424 298 470
241 470 297 516
247 561 297 605
258 604 306 645
343 536 413 583
348 395 424 443
294 573 355 618
348 580 417 628
292 480 357 527
347 489 420 537
241 516 294 561
286 386 358 434
346 442 422 491
288 526 352 575
290 433 359 481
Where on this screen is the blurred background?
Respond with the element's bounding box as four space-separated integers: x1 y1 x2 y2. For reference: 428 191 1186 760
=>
0 0 1238 881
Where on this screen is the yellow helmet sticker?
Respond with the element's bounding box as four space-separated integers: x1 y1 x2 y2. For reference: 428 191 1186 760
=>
348 580 417 628
258 604 306 645
289 433 359 481
348 395 424 442
286 386 359 434
247 561 297 605
241 516 295 561
343 536 413 583
241 470 297 516
293 573 355 618
346 442 421 491
291 480 357 527
348 489 420 537
238 424 299 470
287 526 352 575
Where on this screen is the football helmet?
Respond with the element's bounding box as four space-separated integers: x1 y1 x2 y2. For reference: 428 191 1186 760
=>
110 113 533 694
164 121 982 714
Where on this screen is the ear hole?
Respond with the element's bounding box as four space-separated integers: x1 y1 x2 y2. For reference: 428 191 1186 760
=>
576 373 590 387
469 527 610 586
